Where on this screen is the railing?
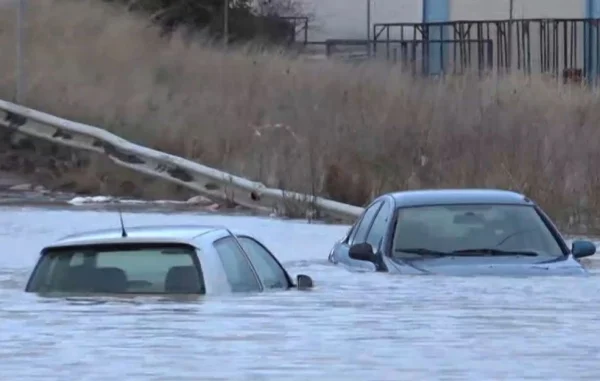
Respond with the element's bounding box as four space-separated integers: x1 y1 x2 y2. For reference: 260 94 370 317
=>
308 38 493 75
279 16 309 45
0 99 364 222
372 18 600 83
222 14 600 82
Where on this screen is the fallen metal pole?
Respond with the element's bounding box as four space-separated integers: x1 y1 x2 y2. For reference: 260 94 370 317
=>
0 98 365 221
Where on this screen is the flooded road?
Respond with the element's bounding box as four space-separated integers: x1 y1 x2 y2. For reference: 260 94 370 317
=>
1 206 600 380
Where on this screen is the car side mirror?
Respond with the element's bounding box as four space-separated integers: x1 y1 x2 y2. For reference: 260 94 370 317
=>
571 240 596 259
349 242 377 264
296 274 313 290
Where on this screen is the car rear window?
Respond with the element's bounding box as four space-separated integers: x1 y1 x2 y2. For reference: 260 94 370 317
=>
26 243 205 294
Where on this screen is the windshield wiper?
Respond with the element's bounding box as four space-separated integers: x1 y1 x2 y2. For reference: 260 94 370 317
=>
395 248 540 257
451 248 539 257
394 248 453 257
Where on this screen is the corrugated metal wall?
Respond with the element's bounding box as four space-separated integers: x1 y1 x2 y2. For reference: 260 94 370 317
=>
450 0 585 20
294 0 600 78
297 0 590 40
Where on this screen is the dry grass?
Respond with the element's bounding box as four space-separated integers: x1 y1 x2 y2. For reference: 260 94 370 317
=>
0 0 600 229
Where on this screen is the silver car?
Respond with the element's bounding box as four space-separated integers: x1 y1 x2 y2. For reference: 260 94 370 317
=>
25 224 314 295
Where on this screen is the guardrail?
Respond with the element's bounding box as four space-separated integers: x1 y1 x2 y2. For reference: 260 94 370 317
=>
0 99 364 222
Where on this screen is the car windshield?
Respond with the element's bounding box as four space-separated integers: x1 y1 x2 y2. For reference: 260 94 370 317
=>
391 204 564 260
26 243 205 294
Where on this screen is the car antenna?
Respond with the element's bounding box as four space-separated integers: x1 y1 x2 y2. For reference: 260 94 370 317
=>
117 207 128 238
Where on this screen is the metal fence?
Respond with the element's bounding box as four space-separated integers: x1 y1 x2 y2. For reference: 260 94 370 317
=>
370 18 600 84
306 38 493 74
293 17 600 84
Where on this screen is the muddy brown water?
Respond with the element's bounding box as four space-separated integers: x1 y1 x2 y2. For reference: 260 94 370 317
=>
1 204 600 380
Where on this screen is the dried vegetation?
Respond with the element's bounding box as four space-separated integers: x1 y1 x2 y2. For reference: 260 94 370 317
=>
0 0 599 229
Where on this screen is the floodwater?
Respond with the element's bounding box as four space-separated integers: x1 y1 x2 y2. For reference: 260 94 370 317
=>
1 206 600 380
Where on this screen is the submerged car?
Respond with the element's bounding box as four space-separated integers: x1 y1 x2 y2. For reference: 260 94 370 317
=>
26 224 314 295
328 189 597 276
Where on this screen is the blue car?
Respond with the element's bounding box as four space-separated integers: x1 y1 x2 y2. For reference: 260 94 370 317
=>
327 189 596 276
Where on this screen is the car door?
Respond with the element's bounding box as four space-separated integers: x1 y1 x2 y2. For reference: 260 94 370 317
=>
237 236 293 290
362 200 393 271
365 199 393 253
331 200 383 269
213 236 262 293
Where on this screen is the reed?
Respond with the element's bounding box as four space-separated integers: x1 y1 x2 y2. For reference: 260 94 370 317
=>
0 0 599 230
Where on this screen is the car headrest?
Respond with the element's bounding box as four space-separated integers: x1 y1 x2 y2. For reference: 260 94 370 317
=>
165 266 204 294
62 265 97 291
94 267 128 293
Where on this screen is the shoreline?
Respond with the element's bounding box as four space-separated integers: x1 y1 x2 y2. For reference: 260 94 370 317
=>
0 196 341 226
0 170 598 231
0 170 340 224
0 171 37 190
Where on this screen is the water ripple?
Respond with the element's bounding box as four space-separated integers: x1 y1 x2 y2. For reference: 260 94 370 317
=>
1 207 600 380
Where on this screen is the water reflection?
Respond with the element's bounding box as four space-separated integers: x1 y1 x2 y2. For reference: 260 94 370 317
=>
1 206 600 380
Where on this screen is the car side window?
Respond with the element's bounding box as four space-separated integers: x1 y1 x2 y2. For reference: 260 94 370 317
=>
237 237 290 290
214 237 261 293
365 201 392 250
349 201 383 245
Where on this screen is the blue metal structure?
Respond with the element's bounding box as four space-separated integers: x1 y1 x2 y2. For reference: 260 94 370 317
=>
585 0 600 84
422 0 449 74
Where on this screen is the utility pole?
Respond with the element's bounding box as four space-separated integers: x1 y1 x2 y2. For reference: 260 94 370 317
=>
366 0 371 56
223 0 229 47
508 0 514 70
15 0 25 104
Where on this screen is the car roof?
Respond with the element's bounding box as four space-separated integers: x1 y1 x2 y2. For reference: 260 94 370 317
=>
386 189 534 208
46 224 232 249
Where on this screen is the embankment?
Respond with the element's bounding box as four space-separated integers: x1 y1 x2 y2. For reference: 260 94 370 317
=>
0 0 599 229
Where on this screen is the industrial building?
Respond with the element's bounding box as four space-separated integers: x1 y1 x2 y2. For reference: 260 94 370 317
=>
299 0 599 41
297 0 600 80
